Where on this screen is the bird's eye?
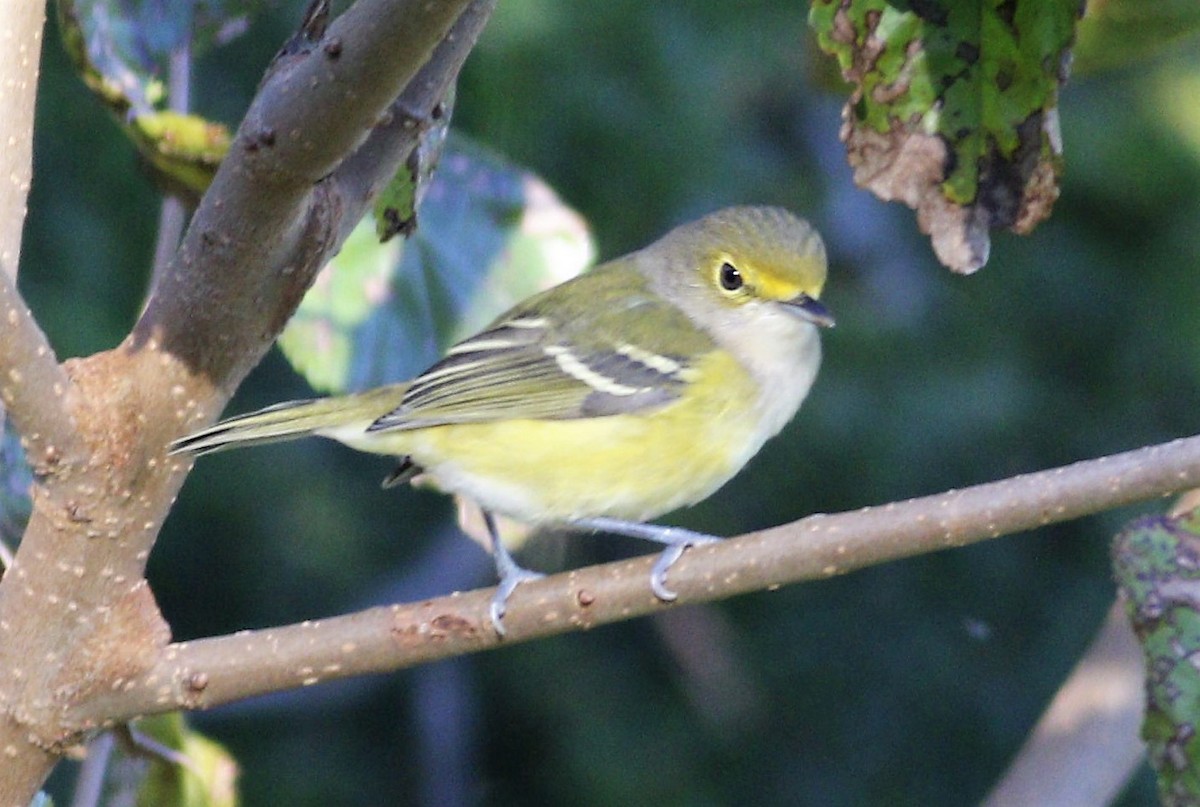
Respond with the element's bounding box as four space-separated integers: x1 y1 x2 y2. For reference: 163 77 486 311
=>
719 262 743 292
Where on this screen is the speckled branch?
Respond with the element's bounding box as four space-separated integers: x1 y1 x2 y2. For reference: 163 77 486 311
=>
71 434 1200 724
0 272 80 471
0 2 41 284
135 0 480 390
0 2 490 802
0 3 77 471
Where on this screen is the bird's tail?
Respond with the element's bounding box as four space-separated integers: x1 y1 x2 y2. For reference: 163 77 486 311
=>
169 384 410 456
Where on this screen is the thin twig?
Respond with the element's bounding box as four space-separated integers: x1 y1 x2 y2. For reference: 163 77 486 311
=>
72 433 1200 725
118 724 202 779
150 43 194 286
69 733 114 807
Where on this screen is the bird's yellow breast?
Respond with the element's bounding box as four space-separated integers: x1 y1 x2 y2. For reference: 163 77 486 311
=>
351 349 775 524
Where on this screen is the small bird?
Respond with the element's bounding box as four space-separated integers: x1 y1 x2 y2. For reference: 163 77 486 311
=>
171 206 834 633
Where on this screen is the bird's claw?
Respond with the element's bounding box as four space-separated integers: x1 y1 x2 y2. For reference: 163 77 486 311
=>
650 533 721 602
489 565 543 637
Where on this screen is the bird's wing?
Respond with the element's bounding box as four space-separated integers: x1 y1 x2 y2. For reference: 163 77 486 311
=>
369 265 713 431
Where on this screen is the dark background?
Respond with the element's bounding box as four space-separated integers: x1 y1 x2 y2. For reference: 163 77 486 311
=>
19 1 1200 804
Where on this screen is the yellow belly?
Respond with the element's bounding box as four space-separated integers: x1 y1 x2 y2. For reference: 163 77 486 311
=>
345 351 782 524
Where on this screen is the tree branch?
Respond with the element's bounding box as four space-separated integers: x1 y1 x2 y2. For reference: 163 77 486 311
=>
72 433 1200 724
0 1 42 283
135 0 479 390
0 3 68 797
0 271 81 471
330 0 493 243
0 1 492 801
981 600 1144 807
0 2 76 474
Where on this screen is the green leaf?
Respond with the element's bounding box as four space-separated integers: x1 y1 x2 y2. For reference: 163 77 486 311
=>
134 714 240 807
0 417 32 560
808 0 1082 273
278 136 595 394
128 111 231 198
375 87 456 242
1113 508 1200 806
56 0 255 195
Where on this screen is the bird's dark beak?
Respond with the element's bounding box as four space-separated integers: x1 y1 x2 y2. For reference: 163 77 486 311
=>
784 294 835 328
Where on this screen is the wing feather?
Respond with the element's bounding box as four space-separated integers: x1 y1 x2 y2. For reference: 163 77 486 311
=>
368 264 713 431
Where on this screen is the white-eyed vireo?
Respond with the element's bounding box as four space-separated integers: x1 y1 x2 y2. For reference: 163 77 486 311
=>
172 206 834 632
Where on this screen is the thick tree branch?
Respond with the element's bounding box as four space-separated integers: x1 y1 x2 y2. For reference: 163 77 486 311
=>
0 5 72 801
330 0 493 242
0 2 491 801
136 0 478 390
72 433 1200 724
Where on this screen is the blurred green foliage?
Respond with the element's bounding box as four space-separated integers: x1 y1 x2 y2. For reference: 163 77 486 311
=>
1075 0 1200 74
56 0 251 195
16 1 1200 805
135 714 240 807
